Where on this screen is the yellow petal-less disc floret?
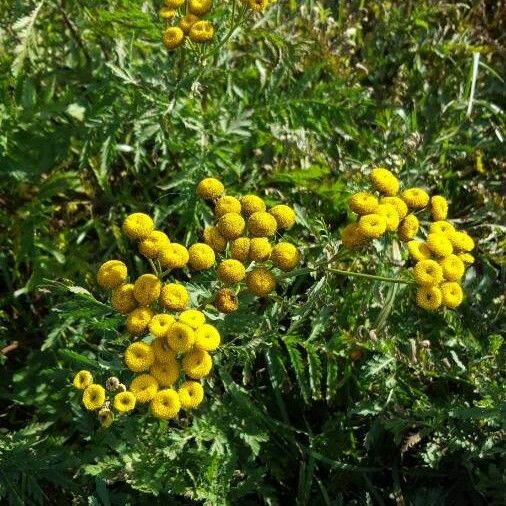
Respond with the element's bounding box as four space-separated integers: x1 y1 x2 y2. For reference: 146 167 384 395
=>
166 322 195 353
163 26 185 50
149 313 176 338
271 242 300 271
248 211 277 237
97 260 127 289
98 408 114 428
429 221 455 236
215 196 241 218
246 267 276 296
458 252 475 266
426 233 453 257
401 188 430 209
240 195 266 216
159 7 177 20
358 214 387 239
370 167 399 196
269 205 296 230
179 14 199 35
82 384 106 411
178 381 204 409
124 342 155 372
413 259 443 286
133 274 161 306
197 177 224 200
375 203 400 231
139 231 170 258
152 336 177 364
150 389 180 420
126 307 155 336
194 324 221 352
189 20 214 43
341 223 369 250
217 212 246 240
159 243 189 269
247 0 269 13
160 283 189 311
165 0 185 7
188 243 216 271
440 254 465 282
111 284 138 314
416 285 443 311
448 231 475 252
348 192 379 215
150 360 179 387
217 259 246 284
407 240 432 262
380 196 408 219
179 309 206 330
73 370 93 390
202 226 227 253
122 213 154 240
113 391 136 413
214 288 239 314
189 0 212 15
230 237 250 262
398 214 419 242
182 349 212 379
441 282 464 308
249 238 272 262
431 195 449 221
130 374 159 403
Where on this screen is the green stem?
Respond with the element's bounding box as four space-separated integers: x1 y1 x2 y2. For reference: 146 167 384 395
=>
148 258 159 276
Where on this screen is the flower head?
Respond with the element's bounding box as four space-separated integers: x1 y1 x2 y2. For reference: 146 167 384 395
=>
182 349 213 379
441 282 464 308
429 221 455 236
215 196 241 218
124 342 155 372
159 7 176 20
341 223 369 250
380 196 408 219
160 283 189 311
149 313 176 338
152 336 177 364
73 370 93 390
426 233 453 257
133 274 161 306
194 324 221 352
431 195 448 221
407 240 432 262
163 26 185 50
189 20 214 43
246 0 269 13
167 322 195 353
178 381 204 409
217 212 246 240
240 195 266 216
122 213 154 240
458 252 475 266
214 288 239 313
416 285 442 310
230 237 250 262
139 231 170 258
246 267 276 296
370 167 399 196
448 231 475 252
159 243 189 269
111 284 138 314
440 254 465 282
413 259 443 286
130 374 159 403
248 211 277 237
217 259 246 284
269 205 296 230
271 242 300 271
375 203 400 231
165 0 185 7
188 243 216 271
398 214 419 242
82 384 106 411
358 214 387 238
150 389 180 420
249 237 271 262
179 14 199 35
188 0 213 16
401 188 430 209
98 408 114 428
202 226 227 253
179 309 206 330
113 391 136 413
97 260 127 290
349 192 378 215
126 307 155 336
197 177 224 200
150 360 180 387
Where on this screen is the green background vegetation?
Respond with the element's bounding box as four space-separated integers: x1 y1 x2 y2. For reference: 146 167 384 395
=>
0 0 505 504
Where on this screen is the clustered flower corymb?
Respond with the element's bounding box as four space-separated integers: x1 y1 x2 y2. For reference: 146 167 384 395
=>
342 167 475 311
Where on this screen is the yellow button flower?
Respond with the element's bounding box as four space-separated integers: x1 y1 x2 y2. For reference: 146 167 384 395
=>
401 188 430 209
429 221 455 236
448 231 475 252
215 196 241 218
214 288 239 314
97 260 127 289
111 284 138 314
271 242 300 271
150 360 180 387
150 389 180 420
159 7 176 20
426 233 453 257
441 282 464 308
245 267 276 296
458 252 475 266
126 307 155 336
178 381 204 409
217 212 246 240
165 0 185 7
152 336 177 364
179 14 199 35
413 259 443 286
189 20 214 43
380 196 408 219
194 324 221 352
440 254 465 282
431 195 448 221
240 195 266 216
82 384 106 411
348 192 379 215
122 213 154 240
416 285 442 311
375 203 400 231
73 370 93 390
130 374 159 403
133 274 161 306
269 204 296 230
341 223 369 250
248 211 277 237
113 391 136 413
163 26 185 50
148 313 176 338
230 237 251 262
358 214 387 238
124 342 155 372
249 237 272 262
197 177 225 200
202 226 227 253
246 0 269 12
179 309 206 329
159 243 189 269
398 214 419 242
188 243 216 271
370 167 399 196
160 283 189 311
182 349 212 379
217 259 246 284
166 322 195 353
139 230 170 258
98 408 114 428
189 0 212 15
407 240 432 262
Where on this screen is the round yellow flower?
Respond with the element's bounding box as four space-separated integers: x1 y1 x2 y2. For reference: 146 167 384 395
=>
152 336 177 364
150 360 180 387
416 285 442 311
82 384 106 411
398 214 419 242
217 212 246 240
375 203 400 231
413 259 443 286
341 223 369 250
113 391 136 413
215 196 241 218
441 282 464 308
202 226 227 253
217 259 246 284
122 213 154 240
197 177 224 200
73 370 93 390
240 195 266 216
189 20 214 43
160 283 189 311
126 307 155 336
429 221 455 236
269 205 296 230
230 237 250 262
194 324 221 352
245 267 276 296
189 0 212 15
182 349 212 379
98 408 114 428
124 342 155 372
130 374 159 403
111 284 138 314
214 288 239 314
97 260 127 290
407 240 432 262
449 231 475 252
159 7 176 20
358 214 387 238
179 14 199 35
179 309 206 330
431 195 448 222
271 242 300 271
247 0 269 12
149 313 176 338
159 243 189 269
370 167 399 196
458 252 475 266
401 188 430 209
165 0 184 7
133 274 161 306
188 243 216 271
167 322 195 353
440 254 465 282
139 231 170 259
426 233 453 257
380 196 408 219
163 26 185 50
349 192 378 215
249 238 271 262
248 211 277 237
178 381 204 409
150 389 180 420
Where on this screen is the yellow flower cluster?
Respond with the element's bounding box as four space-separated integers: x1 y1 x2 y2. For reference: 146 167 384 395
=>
342 167 475 311
196 177 300 312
